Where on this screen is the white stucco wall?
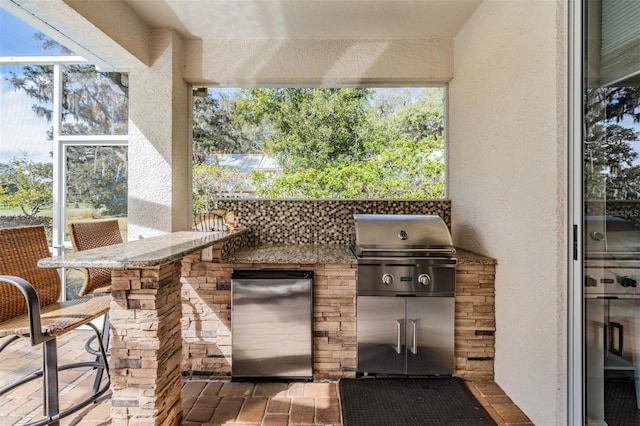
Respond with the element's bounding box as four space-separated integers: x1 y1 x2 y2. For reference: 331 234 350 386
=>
449 1 566 424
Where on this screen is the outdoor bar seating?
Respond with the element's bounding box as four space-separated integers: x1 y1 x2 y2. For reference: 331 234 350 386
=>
68 219 123 296
67 218 124 376
0 225 111 426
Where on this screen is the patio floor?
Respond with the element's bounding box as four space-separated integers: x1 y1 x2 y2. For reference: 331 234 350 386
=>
0 330 532 426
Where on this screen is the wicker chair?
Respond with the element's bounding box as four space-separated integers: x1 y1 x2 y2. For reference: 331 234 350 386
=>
68 219 123 296
0 225 111 426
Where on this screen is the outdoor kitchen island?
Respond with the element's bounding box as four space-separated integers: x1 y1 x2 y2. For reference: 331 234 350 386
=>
182 242 497 382
37 228 496 425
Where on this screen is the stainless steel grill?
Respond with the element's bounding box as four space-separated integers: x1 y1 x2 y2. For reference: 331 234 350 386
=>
352 214 456 259
584 215 640 297
352 214 457 376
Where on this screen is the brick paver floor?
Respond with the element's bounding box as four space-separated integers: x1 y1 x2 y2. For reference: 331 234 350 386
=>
0 330 531 425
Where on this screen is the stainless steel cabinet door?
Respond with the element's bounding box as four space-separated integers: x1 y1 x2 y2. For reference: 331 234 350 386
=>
357 296 406 374
232 276 312 378
406 297 455 375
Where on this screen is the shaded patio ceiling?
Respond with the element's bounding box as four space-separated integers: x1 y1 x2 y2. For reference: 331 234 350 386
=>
3 0 483 84
124 0 483 41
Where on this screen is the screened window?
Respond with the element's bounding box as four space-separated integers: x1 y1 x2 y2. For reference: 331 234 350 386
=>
192 87 447 211
0 8 128 299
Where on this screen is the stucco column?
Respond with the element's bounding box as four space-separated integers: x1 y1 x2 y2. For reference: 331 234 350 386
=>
128 29 191 238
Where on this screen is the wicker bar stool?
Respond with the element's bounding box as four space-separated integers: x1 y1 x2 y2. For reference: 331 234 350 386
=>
68 219 123 296
67 219 123 366
0 225 110 426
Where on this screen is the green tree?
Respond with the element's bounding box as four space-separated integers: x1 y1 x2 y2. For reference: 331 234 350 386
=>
234 88 372 172
6 34 129 216
253 136 445 199
0 157 53 217
192 92 264 164
192 163 249 212
66 146 128 215
369 88 445 141
195 87 447 200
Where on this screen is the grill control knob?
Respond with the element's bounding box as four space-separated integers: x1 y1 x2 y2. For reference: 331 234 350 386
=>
418 274 431 286
584 275 597 287
382 274 394 286
619 276 637 288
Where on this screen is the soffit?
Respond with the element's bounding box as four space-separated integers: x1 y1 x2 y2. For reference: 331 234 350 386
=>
123 0 483 40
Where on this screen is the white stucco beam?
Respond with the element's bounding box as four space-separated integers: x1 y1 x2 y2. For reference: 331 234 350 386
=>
4 0 150 71
185 38 453 86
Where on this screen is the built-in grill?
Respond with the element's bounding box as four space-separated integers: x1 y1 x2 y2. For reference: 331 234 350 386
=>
352 214 457 376
584 215 640 297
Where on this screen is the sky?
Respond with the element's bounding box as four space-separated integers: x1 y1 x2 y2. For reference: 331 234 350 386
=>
0 8 63 164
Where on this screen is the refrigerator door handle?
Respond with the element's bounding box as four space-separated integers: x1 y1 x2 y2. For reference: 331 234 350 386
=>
396 319 403 354
409 318 417 354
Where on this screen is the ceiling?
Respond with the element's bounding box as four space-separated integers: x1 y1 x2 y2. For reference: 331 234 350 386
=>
123 0 483 41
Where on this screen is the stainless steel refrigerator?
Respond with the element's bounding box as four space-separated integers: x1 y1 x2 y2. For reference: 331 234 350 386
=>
231 270 313 379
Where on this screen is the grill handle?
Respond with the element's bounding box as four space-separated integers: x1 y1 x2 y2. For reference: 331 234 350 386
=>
396 319 403 354
357 247 456 255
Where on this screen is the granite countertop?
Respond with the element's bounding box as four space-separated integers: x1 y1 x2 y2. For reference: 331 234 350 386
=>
37 224 495 270
223 244 357 265
38 228 250 269
223 244 495 266
455 248 497 265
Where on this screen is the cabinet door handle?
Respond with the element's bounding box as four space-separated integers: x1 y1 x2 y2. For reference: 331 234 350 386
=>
396 319 403 354
609 321 624 356
410 319 417 354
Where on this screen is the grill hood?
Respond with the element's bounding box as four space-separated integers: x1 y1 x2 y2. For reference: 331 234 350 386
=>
585 215 640 259
352 214 455 257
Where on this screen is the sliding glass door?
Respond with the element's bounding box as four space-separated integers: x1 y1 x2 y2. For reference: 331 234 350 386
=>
580 1 640 424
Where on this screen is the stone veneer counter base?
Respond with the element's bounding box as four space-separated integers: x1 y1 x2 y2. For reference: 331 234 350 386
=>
181 243 496 381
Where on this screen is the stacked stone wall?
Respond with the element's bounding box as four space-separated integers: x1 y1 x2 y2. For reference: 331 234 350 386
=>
181 247 495 381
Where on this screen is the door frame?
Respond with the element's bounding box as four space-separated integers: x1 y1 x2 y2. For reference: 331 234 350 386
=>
567 0 584 424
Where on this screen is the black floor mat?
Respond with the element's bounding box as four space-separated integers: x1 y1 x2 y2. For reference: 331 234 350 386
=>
604 379 640 426
339 377 497 426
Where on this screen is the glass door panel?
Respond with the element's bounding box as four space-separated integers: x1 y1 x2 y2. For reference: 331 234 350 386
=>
583 1 640 424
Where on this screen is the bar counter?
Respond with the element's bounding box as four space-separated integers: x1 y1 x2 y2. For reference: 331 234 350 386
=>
38 229 249 426
38 229 248 269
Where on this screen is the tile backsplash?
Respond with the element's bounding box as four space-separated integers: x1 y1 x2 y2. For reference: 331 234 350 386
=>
217 199 451 245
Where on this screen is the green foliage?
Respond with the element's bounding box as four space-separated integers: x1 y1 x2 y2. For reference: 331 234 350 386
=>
253 137 445 199
5 34 129 218
192 93 264 164
66 146 128 216
7 62 128 136
234 88 372 172
193 87 448 200
0 157 53 217
369 88 445 141
192 163 249 212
